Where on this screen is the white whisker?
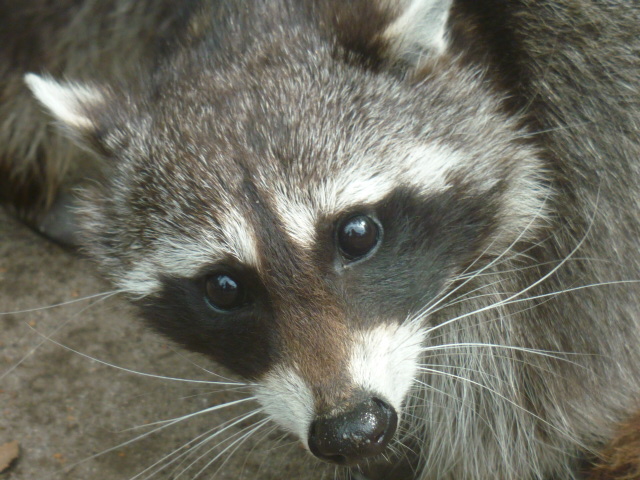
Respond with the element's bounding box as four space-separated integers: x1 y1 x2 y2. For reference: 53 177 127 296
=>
184 417 270 479
408 193 551 326
0 289 124 315
0 291 122 381
131 408 262 480
45 396 256 479
22 322 251 386
416 368 587 449
121 396 257 431
423 342 586 366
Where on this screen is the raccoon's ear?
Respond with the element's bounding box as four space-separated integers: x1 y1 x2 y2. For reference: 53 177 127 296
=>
25 73 108 145
331 0 453 68
380 0 453 62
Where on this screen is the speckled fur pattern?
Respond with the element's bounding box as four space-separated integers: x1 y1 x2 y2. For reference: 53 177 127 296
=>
2 1 640 479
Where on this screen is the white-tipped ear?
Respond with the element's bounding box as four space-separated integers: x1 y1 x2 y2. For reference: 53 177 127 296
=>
382 0 453 63
25 73 104 132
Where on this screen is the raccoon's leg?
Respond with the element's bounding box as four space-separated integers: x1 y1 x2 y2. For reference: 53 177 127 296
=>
35 188 81 247
0 72 98 247
0 145 99 249
1 148 98 249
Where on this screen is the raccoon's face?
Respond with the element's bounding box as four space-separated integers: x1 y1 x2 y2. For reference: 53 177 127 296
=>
26 0 547 468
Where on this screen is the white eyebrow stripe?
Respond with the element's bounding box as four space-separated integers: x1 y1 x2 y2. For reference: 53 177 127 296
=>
272 142 459 249
218 207 262 267
399 143 460 193
270 196 318 250
118 209 261 297
116 238 228 297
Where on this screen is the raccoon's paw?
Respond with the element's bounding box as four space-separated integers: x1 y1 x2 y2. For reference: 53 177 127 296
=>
36 190 80 248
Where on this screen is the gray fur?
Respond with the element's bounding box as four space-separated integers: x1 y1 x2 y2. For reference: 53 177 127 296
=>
0 0 193 220
3 1 640 479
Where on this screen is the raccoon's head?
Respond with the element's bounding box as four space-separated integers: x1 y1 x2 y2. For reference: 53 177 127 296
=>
27 0 548 468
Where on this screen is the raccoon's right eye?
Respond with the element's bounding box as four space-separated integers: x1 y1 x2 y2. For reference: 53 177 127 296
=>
204 273 246 312
337 214 381 261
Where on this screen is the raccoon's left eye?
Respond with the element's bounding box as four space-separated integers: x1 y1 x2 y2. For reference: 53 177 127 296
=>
204 273 246 312
337 214 381 261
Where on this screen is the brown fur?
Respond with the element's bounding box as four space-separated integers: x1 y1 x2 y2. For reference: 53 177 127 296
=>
587 409 640 480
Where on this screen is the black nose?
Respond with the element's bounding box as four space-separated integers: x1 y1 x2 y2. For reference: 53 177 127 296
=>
307 397 398 466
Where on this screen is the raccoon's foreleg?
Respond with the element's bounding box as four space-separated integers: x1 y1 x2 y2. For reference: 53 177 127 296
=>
36 189 82 247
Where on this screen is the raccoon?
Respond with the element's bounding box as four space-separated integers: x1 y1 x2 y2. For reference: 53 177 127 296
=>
2 0 640 479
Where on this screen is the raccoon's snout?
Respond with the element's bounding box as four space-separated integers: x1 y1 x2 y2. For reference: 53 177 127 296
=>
307 396 398 466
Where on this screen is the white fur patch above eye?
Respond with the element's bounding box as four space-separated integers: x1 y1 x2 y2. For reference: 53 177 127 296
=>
24 74 103 131
117 269 162 298
400 143 459 192
115 238 223 297
268 176 396 250
217 209 262 268
349 323 425 412
328 175 396 213
115 211 261 297
254 366 314 446
270 196 318 250
272 142 458 249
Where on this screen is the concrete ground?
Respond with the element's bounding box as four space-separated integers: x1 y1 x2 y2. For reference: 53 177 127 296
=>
0 209 338 480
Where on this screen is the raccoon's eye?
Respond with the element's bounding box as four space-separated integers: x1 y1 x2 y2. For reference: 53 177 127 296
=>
204 273 245 312
337 214 381 261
